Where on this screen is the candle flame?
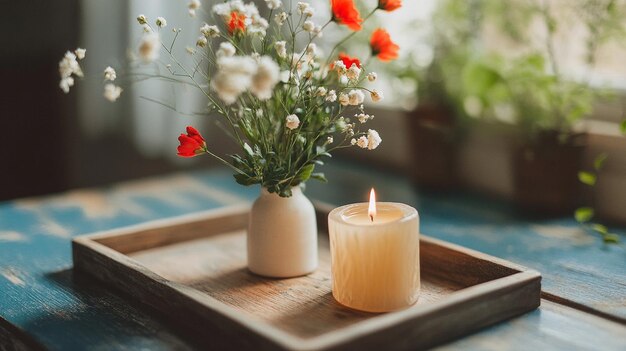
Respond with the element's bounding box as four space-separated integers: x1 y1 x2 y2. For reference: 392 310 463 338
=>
368 188 376 222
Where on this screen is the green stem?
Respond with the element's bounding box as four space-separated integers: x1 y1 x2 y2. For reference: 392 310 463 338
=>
324 9 377 68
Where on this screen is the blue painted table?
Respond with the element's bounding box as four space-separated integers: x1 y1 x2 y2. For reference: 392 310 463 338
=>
1 163 625 350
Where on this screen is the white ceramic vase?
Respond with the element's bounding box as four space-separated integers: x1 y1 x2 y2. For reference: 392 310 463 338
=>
247 186 318 278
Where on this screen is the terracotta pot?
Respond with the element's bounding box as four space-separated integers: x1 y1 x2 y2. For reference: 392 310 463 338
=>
247 186 318 278
513 132 586 215
406 103 459 191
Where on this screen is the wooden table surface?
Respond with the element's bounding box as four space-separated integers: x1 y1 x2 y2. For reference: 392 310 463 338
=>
1 163 625 350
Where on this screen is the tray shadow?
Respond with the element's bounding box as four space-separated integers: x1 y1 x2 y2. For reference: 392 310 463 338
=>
188 267 374 339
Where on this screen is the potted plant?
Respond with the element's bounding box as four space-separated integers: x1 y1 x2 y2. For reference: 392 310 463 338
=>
394 0 481 190
456 0 625 215
58 0 402 277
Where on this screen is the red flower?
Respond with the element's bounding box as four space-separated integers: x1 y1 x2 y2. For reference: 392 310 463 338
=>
378 0 402 12
177 126 207 157
228 12 247 34
370 28 399 62
338 53 361 69
331 0 363 31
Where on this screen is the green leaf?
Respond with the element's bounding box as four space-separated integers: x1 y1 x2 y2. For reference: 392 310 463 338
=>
524 54 545 70
310 172 327 183
575 207 594 223
603 233 620 244
578 171 596 186
593 153 608 171
316 146 332 158
243 143 254 157
233 173 258 186
590 223 608 234
620 120 626 135
462 61 501 95
295 164 315 183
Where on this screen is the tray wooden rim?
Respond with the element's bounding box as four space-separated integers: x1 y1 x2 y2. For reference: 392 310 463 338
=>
72 203 541 351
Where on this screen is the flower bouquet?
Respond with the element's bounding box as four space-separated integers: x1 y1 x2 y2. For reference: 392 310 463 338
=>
60 0 401 277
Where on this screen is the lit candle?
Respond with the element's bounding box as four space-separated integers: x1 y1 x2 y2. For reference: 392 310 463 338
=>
328 189 420 312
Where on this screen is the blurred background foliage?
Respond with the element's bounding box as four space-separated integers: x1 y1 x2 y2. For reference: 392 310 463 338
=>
394 0 626 141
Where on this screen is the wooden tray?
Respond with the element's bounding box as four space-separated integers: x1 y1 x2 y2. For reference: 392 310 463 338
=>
72 204 541 351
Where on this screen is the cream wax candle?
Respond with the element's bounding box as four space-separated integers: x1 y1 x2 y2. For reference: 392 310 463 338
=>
328 189 420 312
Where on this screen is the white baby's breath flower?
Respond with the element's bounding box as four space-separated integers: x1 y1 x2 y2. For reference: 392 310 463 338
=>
189 0 201 10
59 77 74 93
188 0 203 17
58 51 82 78
186 47 196 55
211 56 257 105
348 89 365 105
275 41 287 58
103 66 116 81
326 90 337 102
333 60 346 72
338 92 349 106
137 14 147 25
350 138 357 145
367 129 382 150
200 24 220 38
196 36 208 47
290 53 304 72
242 1 255 14
275 12 288 26
356 136 368 149
212 2 230 16
370 89 383 102
305 43 317 58
336 116 347 129
251 56 280 100
249 16 269 37
142 24 153 33
303 20 315 32
367 72 377 82
312 25 323 38
297 2 309 14
339 75 349 85
279 69 290 83
285 114 300 130
303 7 314 17
156 17 167 28
103 83 123 102
138 32 160 63
356 113 370 123
316 87 327 97
346 64 361 81
216 42 236 57
74 48 86 60
327 136 333 144
265 0 282 9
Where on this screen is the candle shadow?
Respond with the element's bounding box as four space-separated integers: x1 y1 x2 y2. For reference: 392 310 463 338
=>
268 291 378 339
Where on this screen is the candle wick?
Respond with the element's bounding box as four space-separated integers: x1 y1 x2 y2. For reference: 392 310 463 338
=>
369 214 374 222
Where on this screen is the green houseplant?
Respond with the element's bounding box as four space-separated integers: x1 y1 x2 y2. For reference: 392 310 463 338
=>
394 0 481 190
463 0 626 214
